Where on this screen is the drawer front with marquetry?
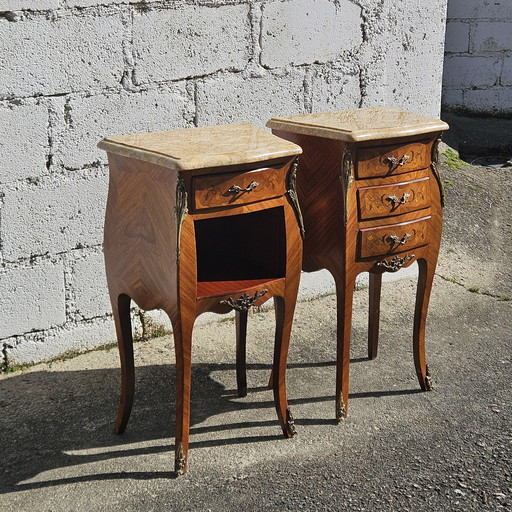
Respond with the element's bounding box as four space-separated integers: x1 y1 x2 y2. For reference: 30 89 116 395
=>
357 176 430 220
358 216 430 259
192 167 286 210
356 140 431 179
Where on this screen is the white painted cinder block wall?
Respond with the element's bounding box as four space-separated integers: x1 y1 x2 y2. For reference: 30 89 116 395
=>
0 0 448 366
443 0 512 115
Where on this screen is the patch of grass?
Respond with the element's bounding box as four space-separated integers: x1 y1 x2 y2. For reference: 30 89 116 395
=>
444 148 468 170
468 286 480 293
443 179 455 187
2 364 31 374
144 321 170 339
467 184 484 193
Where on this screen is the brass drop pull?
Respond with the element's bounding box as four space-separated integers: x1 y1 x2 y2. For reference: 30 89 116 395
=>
387 193 410 206
389 233 411 245
219 289 268 312
377 254 415 272
228 181 259 194
386 154 410 166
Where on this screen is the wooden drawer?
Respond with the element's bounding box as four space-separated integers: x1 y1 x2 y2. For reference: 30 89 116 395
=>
192 167 286 210
358 216 430 259
358 176 430 220
356 140 431 179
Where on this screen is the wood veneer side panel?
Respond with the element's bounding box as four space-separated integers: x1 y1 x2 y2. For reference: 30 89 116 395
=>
103 153 179 313
272 130 346 273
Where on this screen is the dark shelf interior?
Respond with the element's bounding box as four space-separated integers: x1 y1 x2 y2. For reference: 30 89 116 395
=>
195 206 286 283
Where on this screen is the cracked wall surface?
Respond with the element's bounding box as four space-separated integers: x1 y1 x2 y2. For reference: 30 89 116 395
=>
442 0 512 115
0 0 448 366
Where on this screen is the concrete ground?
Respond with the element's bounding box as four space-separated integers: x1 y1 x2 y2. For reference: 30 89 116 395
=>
1 144 511 511
441 112 512 163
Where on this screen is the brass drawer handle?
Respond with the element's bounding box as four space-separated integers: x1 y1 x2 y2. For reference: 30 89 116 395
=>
228 181 259 194
387 193 410 206
389 233 411 245
377 254 415 272
219 289 268 311
386 154 410 166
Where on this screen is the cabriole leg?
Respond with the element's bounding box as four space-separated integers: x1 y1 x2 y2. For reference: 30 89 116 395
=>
235 309 249 397
413 258 435 391
368 272 382 360
172 314 194 475
334 272 356 423
272 295 297 438
112 293 135 434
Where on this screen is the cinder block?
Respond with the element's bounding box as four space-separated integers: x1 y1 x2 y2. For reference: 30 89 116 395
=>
310 66 361 112
0 261 66 339
444 21 470 53
261 0 362 68
354 0 446 118
71 250 111 320
195 71 307 127
389 53 444 117
56 87 193 169
1 169 108 261
298 269 335 299
472 22 512 53
501 57 512 85
2 0 58 9
0 13 124 97
65 0 128 6
0 100 48 184
369 4 446 118
464 87 512 115
443 55 502 87
133 4 250 84
448 0 512 20
441 87 464 108
3 317 117 366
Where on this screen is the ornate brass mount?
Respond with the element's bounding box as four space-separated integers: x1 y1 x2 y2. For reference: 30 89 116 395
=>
285 407 297 436
386 154 410 166
431 136 445 207
287 156 305 239
388 233 411 246
219 289 268 312
175 442 186 475
424 365 433 391
387 193 410 206
174 177 188 263
342 145 354 225
335 396 346 424
377 254 415 272
228 181 259 194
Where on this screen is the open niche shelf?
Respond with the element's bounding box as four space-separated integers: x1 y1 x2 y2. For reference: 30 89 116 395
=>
194 206 286 298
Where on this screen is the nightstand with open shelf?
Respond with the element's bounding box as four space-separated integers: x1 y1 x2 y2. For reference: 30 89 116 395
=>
98 123 303 474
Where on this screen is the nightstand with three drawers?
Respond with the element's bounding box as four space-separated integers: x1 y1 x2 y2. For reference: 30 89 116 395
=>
268 107 449 422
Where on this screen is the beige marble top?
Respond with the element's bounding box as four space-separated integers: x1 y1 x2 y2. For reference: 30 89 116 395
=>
98 123 302 171
267 107 449 142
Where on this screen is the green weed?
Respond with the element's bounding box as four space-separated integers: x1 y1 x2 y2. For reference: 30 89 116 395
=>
467 184 484 193
444 148 467 169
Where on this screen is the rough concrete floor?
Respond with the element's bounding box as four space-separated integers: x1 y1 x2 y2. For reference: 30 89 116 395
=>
1 149 511 511
441 112 512 162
